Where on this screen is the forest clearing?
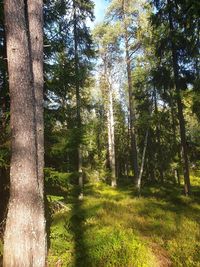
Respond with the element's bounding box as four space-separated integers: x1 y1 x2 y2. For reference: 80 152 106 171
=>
0 0 199 266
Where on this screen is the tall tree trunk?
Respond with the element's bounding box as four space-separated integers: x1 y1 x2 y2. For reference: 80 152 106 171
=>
137 129 149 195
170 90 181 185
124 31 139 183
122 0 139 183
27 0 47 259
3 0 46 266
27 0 45 198
154 88 164 182
168 0 191 195
107 82 116 187
73 1 83 197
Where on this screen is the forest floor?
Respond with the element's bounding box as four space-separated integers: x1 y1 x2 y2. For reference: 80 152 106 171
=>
48 172 200 267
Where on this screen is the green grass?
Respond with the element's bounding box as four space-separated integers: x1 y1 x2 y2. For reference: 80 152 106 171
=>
48 174 200 267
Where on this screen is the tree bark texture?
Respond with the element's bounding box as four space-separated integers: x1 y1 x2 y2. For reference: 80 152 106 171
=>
27 0 47 259
3 0 46 266
27 0 44 198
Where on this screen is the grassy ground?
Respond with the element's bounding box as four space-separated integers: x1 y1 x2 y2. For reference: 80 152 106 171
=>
48 172 200 267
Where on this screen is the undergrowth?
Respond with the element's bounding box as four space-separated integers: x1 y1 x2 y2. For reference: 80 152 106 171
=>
48 174 200 267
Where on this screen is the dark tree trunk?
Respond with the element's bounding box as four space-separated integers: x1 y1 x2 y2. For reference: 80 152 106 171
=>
0 26 8 132
121 0 139 183
170 90 181 186
3 0 46 266
73 1 83 197
27 0 45 198
27 0 47 259
168 0 191 195
154 88 164 183
125 41 139 183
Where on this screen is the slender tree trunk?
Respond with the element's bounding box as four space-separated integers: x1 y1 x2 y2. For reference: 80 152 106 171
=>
122 1 139 183
73 1 83 197
102 54 117 187
168 0 191 195
3 1 46 266
154 88 164 182
107 83 116 187
137 129 149 195
124 33 139 183
170 90 181 186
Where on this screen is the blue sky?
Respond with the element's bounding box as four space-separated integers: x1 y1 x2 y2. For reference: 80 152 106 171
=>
94 0 108 23
87 0 108 28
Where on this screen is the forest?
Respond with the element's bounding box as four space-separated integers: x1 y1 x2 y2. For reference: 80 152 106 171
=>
0 0 200 266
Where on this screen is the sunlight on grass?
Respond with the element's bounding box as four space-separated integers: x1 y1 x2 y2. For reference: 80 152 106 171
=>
48 174 200 266
48 207 75 266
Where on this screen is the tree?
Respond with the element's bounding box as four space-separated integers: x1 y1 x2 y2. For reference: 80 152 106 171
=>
106 0 145 183
43 0 94 194
3 0 46 265
28 0 45 198
93 23 120 186
150 0 200 194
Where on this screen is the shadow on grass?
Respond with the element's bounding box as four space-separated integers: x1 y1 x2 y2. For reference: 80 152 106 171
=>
70 199 88 267
49 179 200 266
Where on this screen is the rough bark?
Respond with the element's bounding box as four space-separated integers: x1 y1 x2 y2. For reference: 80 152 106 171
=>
3 0 46 266
0 26 7 131
168 0 191 195
27 0 44 198
27 0 47 259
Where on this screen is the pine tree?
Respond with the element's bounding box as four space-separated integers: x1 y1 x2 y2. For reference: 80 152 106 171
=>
3 0 46 265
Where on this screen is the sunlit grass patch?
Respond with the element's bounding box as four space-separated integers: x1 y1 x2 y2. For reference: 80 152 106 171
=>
48 174 200 266
48 207 75 267
84 226 154 267
167 218 200 267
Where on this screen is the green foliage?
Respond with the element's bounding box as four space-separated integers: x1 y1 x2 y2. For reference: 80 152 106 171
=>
0 148 9 168
45 168 79 190
48 208 74 266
